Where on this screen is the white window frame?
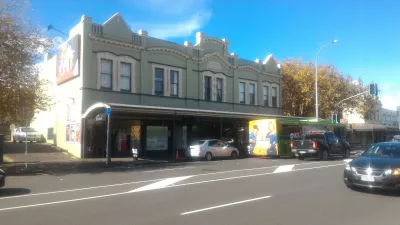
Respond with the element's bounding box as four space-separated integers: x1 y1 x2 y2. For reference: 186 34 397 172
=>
270 84 279 108
117 56 136 93
238 79 258 105
97 52 117 91
152 64 183 97
239 81 246 104
263 85 269 106
201 71 226 102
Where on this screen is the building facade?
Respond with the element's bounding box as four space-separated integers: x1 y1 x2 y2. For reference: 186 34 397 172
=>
32 13 285 159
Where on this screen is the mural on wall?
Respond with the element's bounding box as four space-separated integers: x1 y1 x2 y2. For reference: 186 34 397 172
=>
56 34 80 85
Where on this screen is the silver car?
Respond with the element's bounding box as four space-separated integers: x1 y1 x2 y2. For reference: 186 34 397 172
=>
189 139 240 161
13 127 42 143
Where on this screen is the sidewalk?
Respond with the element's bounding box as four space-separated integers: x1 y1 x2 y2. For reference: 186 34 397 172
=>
1 142 188 176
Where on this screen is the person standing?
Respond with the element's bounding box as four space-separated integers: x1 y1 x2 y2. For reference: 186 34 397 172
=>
249 125 259 155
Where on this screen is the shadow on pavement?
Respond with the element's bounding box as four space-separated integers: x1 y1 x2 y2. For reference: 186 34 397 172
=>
0 188 31 198
4 142 62 154
351 186 400 197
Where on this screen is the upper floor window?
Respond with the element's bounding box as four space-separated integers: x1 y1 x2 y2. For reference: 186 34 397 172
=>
263 86 269 106
100 59 112 89
154 68 164 95
239 82 246 104
272 87 277 107
170 70 179 97
216 78 223 102
204 76 212 101
249 83 256 105
120 62 131 92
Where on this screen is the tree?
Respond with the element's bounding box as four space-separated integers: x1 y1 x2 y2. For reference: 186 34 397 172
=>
281 58 379 120
0 1 53 125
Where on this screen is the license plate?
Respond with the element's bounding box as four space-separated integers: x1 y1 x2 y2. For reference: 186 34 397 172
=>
299 151 306 154
361 175 374 182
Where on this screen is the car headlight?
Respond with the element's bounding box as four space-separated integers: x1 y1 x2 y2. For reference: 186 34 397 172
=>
392 168 400 176
345 164 351 171
384 169 392 175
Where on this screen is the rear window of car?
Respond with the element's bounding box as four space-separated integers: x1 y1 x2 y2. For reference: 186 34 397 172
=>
304 134 325 141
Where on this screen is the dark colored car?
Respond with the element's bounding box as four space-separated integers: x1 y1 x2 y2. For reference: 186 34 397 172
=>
290 131 350 160
344 142 400 190
0 169 5 188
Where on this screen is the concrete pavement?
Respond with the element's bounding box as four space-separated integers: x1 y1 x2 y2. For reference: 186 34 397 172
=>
1 157 399 225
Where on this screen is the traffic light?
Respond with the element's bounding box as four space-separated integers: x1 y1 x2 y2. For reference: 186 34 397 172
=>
332 114 337 123
369 83 378 96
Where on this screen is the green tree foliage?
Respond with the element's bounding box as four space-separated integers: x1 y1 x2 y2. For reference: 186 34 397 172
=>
0 1 53 125
282 58 380 120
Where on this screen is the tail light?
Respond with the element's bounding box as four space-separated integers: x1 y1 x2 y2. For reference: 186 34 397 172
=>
312 141 318 150
290 141 294 149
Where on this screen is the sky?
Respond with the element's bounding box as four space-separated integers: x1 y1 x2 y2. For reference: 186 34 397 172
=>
27 0 400 110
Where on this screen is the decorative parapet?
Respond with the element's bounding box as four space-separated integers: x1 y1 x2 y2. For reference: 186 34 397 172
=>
147 47 190 59
89 34 144 50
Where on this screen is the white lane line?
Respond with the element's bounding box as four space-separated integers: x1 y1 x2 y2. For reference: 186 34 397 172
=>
129 176 193 193
169 163 345 189
0 178 162 200
273 165 295 173
143 167 194 173
0 192 130 212
0 161 321 200
181 196 271 215
343 159 353 163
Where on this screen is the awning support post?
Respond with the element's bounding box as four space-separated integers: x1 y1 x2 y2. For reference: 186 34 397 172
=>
106 113 111 165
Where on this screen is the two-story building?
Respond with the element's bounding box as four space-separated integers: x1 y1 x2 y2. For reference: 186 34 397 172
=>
34 13 290 159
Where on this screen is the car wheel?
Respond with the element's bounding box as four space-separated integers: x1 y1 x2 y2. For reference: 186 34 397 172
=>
205 152 213 161
344 149 350 159
231 151 238 159
320 150 329 161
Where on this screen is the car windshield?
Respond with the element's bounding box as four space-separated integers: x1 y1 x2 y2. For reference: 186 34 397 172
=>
21 127 36 132
363 144 400 158
192 140 206 146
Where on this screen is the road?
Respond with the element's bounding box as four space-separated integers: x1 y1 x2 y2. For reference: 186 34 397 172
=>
1 157 399 225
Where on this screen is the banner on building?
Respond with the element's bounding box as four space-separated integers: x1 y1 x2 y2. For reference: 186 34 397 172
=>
66 122 81 143
56 34 81 85
248 119 278 156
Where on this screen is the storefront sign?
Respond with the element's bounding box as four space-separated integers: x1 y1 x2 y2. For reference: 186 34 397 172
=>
56 34 81 85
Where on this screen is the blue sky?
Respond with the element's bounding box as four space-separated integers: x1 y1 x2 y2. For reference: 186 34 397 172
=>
29 0 400 110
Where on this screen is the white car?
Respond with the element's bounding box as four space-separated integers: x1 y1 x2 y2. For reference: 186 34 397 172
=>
189 139 240 161
13 127 42 143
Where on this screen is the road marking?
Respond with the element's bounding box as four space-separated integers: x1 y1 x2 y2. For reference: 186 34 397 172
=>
169 163 345 189
181 196 271 215
129 176 193 193
273 165 295 173
343 159 353 163
0 161 321 200
143 167 194 173
0 178 163 200
0 192 129 212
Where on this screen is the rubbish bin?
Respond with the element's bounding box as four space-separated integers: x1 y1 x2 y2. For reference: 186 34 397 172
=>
0 134 4 163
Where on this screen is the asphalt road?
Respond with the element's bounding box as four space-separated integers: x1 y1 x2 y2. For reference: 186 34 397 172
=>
1 157 400 225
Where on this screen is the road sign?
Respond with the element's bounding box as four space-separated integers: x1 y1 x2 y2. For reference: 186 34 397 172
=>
105 108 111 116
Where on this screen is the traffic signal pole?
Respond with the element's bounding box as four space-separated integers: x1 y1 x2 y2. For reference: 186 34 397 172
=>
333 90 369 123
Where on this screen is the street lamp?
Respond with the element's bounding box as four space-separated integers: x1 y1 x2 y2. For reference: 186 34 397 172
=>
315 39 338 121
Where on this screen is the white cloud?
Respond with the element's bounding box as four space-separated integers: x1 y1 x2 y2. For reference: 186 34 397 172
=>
130 0 212 39
380 92 400 111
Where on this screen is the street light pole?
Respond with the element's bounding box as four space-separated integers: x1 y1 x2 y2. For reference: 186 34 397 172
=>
315 40 338 121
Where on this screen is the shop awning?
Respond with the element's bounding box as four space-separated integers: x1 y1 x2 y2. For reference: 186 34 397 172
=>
81 102 306 120
351 123 389 131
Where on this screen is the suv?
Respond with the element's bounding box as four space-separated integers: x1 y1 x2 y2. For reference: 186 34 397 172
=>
290 131 350 160
13 127 43 143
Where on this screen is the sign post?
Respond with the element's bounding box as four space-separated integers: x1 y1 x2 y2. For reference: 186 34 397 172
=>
105 108 111 165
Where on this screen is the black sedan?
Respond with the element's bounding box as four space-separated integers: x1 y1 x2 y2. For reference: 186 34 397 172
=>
0 169 5 188
344 142 400 190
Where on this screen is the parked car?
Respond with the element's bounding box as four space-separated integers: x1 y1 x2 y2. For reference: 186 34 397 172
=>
290 131 350 160
344 142 400 190
0 169 5 188
13 127 42 143
189 139 240 161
